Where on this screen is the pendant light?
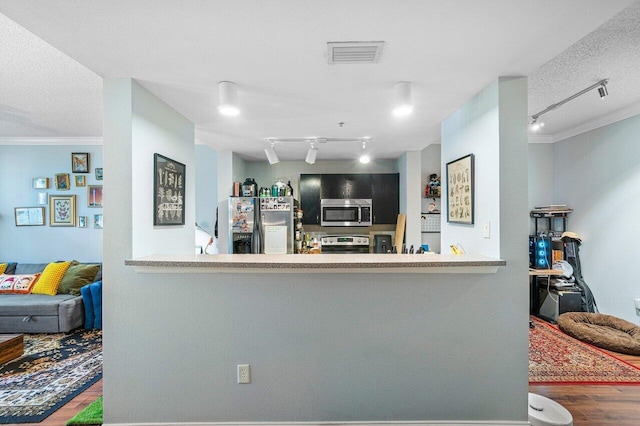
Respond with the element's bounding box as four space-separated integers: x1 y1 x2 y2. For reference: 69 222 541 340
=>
393 81 414 116
218 81 240 116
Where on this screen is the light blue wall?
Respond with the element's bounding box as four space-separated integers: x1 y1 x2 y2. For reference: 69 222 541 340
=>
552 114 640 322
0 144 103 262
195 144 218 236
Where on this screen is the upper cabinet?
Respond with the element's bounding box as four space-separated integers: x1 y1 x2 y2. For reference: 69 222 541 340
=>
371 173 399 224
300 173 399 225
300 174 321 225
320 174 372 199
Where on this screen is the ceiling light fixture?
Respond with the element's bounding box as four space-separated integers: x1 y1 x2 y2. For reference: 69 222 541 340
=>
393 81 414 116
264 140 279 165
529 78 609 129
305 142 318 165
359 139 370 164
218 81 240 116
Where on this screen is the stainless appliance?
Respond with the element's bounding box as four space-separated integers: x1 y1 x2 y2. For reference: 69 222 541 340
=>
259 196 294 254
229 197 260 254
373 234 392 253
320 199 372 227
320 235 370 254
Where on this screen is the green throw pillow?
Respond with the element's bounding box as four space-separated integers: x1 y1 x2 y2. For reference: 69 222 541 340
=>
58 262 101 295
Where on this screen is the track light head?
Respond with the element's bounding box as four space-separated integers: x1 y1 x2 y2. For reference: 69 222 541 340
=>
598 83 608 99
264 141 279 165
529 117 544 131
305 142 318 164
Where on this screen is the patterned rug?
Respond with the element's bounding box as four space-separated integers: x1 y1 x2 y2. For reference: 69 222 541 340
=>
0 329 102 424
529 316 640 385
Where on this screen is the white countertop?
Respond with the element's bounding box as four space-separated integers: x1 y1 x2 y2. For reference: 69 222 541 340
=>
125 253 505 274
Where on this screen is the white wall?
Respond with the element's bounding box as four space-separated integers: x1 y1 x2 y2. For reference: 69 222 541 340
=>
552 114 640 322
0 144 103 262
398 151 422 249
195 144 218 236
102 78 195 425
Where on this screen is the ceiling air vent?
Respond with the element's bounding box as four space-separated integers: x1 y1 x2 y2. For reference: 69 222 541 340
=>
327 41 384 64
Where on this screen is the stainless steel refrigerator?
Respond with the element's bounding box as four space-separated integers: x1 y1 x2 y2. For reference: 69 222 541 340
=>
259 197 294 254
228 197 260 254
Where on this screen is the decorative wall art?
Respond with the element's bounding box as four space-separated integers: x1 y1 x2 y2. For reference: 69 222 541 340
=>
55 173 70 190
49 195 76 227
14 207 45 226
446 153 474 224
75 175 86 187
78 216 88 228
95 168 103 180
154 153 185 226
32 177 50 189
88 185 103 208
94 214 103 229
71 153 89 173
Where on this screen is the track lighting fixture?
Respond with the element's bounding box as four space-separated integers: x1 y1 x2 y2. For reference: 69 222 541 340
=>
264 141 279 165
393 81 414 116
529 78 609 130
305 142 318 165
218 81 240 116
359 139 370 163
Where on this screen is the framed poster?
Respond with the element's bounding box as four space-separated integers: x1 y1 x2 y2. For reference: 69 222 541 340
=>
88 185 103 208
71 152 89 173
154 153 185 226
94 214 103 229
95 168 103 180
55 173 71 190
32 177 50 189
49 195 76 227
15 207 45 226
446 153 474 224
75 175 86 187
78 216 88 228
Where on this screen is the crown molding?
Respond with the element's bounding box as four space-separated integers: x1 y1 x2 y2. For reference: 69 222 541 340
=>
0 136 103 145
552 101 640 143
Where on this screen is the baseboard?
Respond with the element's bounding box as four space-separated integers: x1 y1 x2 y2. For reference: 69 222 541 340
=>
103 420 530 426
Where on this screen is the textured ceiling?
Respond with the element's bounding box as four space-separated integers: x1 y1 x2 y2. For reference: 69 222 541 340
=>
0 0 638 160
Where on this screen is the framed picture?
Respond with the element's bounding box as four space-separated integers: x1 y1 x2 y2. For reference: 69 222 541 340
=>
446 153 474 224
154 153 185 226
75 175 86 187
95 167 103 180
32 177 50 189
88 185 103 208
37 192 48 205
71 152 89 173
94 214 103 229
14 207 45 226
49 195 76 227
78 216 88 228
55 173 70 190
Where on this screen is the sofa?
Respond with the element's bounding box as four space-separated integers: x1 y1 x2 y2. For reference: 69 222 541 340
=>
0 261 101 333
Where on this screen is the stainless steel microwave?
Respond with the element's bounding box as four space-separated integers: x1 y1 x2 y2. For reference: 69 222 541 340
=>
321 199 372 227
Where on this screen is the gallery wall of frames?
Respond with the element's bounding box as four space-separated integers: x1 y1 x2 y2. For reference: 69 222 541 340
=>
0 144 103 262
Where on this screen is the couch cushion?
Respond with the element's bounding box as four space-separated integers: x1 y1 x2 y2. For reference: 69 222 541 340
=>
0 294 80 316
0 264 6 274
32 261 71 296
14 263 48 275
0 262 18 275
58 262 100 295
0 274 41 294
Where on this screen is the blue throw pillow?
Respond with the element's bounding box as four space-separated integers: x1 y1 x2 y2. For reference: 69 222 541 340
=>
90 281 103 329
80 284 95 329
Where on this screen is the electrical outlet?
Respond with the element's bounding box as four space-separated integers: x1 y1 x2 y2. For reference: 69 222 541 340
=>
237 364 251 384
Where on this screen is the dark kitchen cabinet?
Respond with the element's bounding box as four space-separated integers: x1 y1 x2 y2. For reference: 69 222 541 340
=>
371 173 399 224
300 174 321 225
320 174 372 199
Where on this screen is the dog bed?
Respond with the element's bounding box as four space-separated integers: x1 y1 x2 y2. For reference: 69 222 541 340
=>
558 312 640 355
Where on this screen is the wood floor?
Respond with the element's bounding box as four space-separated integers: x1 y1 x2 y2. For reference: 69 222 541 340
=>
2 352 639 426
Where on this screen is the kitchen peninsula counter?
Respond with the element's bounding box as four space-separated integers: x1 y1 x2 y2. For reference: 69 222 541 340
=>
126 253 505 274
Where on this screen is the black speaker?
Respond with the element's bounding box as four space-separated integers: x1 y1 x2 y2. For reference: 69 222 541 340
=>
535 237 551 269
529 236 535 268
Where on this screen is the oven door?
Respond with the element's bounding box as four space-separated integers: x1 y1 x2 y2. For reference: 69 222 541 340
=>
321 206 360 226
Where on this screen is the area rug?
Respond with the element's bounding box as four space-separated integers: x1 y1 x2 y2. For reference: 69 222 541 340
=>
0 329 102 424
66 396 102 425
529 316 640 385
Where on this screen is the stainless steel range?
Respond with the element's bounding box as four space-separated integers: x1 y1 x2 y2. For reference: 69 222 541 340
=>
320 235 370 254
